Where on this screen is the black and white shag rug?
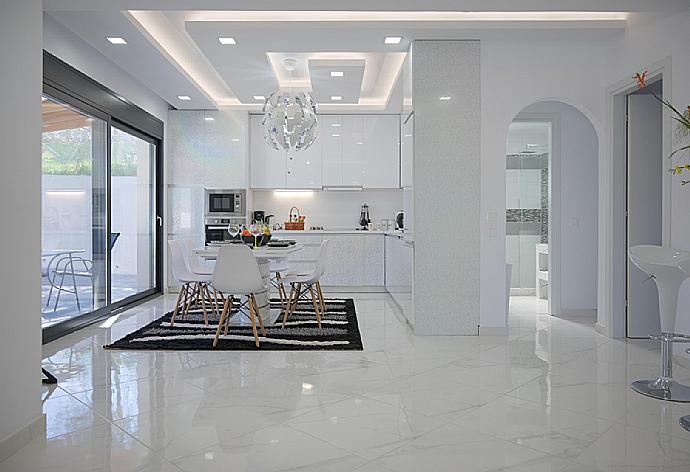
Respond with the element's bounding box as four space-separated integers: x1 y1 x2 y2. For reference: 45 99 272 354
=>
104 298 363 351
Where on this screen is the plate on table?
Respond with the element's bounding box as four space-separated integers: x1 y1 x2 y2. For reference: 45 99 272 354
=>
267 241 291 248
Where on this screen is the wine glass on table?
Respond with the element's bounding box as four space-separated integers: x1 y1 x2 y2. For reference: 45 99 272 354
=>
227 223 240 243
249 223 262 248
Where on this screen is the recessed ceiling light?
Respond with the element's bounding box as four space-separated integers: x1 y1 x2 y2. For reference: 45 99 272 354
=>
106 37 127 45
330 71 344 77
384 36 402 44
331 123 341 127
253 95 266 101
231 138 240 142
439 95 452 101
331 96 342 101
177 95 191 101
218 37 237 45
204 117 215 121
331 134 341 137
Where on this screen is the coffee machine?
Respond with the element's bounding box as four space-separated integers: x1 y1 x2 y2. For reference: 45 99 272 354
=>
359 204 371 230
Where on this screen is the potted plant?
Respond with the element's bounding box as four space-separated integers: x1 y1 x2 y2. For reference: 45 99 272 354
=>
635 71 690 184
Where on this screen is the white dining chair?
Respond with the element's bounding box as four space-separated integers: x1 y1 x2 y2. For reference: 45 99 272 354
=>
168 239 213 326
211 245 267 347
269 258 290 311
184 239 214 276
280 240 329 328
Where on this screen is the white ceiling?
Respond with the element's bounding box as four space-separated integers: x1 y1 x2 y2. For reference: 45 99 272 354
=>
44 1 687 112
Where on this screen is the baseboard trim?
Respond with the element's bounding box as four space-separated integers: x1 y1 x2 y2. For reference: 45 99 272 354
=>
0 413 46 463
560 309 597 320
479 326 508 336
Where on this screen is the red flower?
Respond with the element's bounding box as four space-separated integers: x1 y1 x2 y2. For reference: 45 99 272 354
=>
634 70 648 89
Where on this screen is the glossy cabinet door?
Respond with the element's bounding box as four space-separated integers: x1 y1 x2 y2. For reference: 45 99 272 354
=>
400 113 414 189
320 115 343 186
250 115 287 188
168 110 205 186
363 115 400 188
287 135 322 189
341 115 364 186
204 110 246 189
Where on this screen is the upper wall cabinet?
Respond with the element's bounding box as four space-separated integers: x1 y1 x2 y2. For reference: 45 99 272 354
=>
168 110 247 189
250 115 286 188
250 114 399 189
204 111 246 189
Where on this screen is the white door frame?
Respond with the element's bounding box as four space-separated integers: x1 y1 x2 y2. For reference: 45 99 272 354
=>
600 57 672 338
508 112 562 317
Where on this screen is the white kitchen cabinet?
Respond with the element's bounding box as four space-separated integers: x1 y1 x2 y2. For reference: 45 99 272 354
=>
204 110 246 189
168 111 205 186
321 115 343 186
342 115 364 186
363 115 400 188
385 233 414 325
400 112 414 189
250 115 287 188
287 136 322 189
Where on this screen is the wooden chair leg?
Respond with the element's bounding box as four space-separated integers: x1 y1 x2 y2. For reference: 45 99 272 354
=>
316 281 326 313
171 284 186 325
248 294 261 347
183 282 195 318
309 285 322 328
251 295 267 337
276 272 286 311
213 297 230 347
199 283 209 325
206 285 219 320
224 296 234 336
282 284 296 327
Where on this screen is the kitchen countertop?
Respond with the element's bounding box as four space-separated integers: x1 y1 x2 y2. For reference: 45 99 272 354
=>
272 229 394 235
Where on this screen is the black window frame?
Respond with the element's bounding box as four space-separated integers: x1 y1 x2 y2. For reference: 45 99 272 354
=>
42 51 165 343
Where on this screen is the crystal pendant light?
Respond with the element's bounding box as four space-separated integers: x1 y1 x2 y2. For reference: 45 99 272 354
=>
262 58 318 151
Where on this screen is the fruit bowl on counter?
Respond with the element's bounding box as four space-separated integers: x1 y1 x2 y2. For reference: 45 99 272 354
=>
241 228 272 247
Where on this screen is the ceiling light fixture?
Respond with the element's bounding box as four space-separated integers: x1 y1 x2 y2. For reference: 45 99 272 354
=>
218 37 237 45
106 37 127 44
331 96 342 101
231 138 240 142
439 95 452 101
177 95 191 101
253 95 266 101
204 116 215 121
384 36 402 44
263 58 318 152
331 123 341 127
330 71 344 77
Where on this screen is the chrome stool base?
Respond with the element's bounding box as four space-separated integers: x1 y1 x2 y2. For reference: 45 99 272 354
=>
681 415 690 432
631 332 690 403
632 379 690 402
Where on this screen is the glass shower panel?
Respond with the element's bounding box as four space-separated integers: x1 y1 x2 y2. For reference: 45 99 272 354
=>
506 122 551 297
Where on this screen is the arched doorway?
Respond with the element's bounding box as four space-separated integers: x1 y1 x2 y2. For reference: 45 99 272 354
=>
505 101 599 319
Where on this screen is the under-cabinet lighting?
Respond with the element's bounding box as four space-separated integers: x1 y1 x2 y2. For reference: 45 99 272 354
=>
107 37 127 44
322 186 363 192
45 190 85 197
273 189 314 198
218 37 237 45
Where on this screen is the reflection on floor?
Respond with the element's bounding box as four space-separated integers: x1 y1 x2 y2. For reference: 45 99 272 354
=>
41 275 145 328
4 292 690 471
510 295 549 315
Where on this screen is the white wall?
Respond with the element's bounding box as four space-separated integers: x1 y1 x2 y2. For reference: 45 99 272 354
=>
252 190 402 229
0 0 43 456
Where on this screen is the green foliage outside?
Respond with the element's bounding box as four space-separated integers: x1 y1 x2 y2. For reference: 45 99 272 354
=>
42 127 139 176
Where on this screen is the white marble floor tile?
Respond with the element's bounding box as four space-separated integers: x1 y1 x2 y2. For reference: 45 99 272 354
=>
5 292 690 472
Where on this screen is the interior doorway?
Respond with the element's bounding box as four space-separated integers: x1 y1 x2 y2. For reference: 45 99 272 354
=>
506 101 599 319
506 120 552 316
626 79 664 338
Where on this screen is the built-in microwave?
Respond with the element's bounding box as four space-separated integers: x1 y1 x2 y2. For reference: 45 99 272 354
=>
205 189 246 217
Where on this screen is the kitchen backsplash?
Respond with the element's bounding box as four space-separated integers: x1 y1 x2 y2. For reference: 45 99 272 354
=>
251 189 403 229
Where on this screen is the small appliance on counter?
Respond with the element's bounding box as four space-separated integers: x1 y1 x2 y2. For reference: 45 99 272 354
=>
395 210 404 230
252 211 274 225
359 203 371 230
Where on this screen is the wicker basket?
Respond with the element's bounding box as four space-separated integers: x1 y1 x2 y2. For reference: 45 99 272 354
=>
283 221 305 230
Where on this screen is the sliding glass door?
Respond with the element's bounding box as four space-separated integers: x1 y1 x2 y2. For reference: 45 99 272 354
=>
110 126 157 303
41 96 108 327
41 93 161 337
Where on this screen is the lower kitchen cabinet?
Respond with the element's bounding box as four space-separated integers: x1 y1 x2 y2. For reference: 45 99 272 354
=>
385 233 414 325
274 232 384 287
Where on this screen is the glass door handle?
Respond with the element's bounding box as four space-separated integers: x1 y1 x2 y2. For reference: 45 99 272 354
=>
156 216 163 227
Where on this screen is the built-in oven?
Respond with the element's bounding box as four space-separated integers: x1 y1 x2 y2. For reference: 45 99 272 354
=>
205 189 246 217
204 217 246 244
